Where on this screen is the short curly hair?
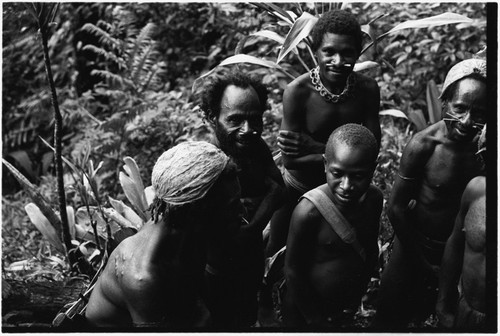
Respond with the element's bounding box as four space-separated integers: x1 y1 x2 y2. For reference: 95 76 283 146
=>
199 71 269 121
310 9 363 53
325 123 379 162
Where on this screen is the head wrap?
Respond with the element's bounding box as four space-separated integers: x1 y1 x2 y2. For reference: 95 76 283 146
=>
439 58 487 99
152 141 230 206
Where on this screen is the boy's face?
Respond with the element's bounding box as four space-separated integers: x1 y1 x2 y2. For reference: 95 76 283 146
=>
215 85 264 155
316 33 359 87
324 142 375 209
443 77 487 143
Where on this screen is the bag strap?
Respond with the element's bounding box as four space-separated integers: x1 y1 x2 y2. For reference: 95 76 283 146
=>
301 187 366 261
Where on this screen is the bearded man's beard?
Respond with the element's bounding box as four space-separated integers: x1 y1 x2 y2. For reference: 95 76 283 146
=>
214 123 241 157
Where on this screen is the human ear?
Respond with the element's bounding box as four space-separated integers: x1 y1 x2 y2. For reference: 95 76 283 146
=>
322 154 327 173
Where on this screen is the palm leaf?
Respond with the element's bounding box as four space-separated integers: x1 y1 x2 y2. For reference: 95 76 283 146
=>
361 12 472 55
193 54 289 93
379 109 408 119
250 3 294 25
354 61 380 72
277 12 317 64
252 30 286 45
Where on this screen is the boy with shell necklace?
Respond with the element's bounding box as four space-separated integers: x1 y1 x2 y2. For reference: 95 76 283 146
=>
266 9 381 258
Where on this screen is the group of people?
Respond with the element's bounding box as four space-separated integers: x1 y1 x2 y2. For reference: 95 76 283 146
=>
79 9 488 331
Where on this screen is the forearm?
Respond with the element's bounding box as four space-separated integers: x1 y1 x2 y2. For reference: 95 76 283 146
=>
389 206 427 265
436 240 462 311
247 188 284 233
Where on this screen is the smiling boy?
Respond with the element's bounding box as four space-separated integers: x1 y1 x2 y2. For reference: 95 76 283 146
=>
283 124 382 328
267 9 381 258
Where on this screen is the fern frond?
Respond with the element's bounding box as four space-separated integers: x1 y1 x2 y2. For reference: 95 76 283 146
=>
91 69 135 91
131 44 154 86
81 23 121 52
83 44 122 67
127 23 156 70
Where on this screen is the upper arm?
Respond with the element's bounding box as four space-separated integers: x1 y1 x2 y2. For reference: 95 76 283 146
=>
362 77 381 144
388 133 433 211
260 139 285 188
285 200 318 274
123 269 167 324
282 80 306 132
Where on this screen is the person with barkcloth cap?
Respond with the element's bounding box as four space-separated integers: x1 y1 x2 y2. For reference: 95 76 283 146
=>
373 58 487 330
84 141 245 329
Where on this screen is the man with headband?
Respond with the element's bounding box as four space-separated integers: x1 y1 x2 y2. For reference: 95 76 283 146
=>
85 141 244 329
373 58 487 329
436 125 487 330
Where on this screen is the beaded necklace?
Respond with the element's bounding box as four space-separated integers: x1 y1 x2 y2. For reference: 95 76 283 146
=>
309 66 356 104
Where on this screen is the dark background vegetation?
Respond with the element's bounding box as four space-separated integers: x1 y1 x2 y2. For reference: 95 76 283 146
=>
2 2 488 328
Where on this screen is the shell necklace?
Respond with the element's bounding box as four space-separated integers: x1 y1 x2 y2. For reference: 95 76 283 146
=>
309 66 356 104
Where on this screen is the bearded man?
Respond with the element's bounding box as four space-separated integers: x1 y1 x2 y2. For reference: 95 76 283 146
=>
200 71 285 328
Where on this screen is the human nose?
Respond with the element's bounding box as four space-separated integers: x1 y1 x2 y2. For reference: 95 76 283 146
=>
459 111 473 126
331 53 342 66
240 120 255 135
340 176 353 191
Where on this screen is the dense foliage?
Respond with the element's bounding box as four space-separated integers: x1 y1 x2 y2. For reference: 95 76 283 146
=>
1 3 487 319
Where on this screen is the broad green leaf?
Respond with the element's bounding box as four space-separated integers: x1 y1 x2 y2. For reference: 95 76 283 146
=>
144 186 156 207
102 207 135 230
122 156 147 211
252 30 285 45
25 203 65 253
381 13 472 39
408 109 427 131
426 79 441 124
354 61 379 72
108 196 144 230
277 12 318 64
6 150 36 180
66 206 75 239
119 174 147 222
250 3 293 25
361 12 472 55
195 54 284 86
379 109 408 120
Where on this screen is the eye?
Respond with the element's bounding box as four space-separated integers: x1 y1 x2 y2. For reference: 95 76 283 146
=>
331 171 342 178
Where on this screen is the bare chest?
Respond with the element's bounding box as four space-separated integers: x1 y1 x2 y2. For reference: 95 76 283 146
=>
424 145 481 193
303 94 367 142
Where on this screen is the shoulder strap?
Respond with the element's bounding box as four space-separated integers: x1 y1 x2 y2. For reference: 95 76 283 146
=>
301 188 366 261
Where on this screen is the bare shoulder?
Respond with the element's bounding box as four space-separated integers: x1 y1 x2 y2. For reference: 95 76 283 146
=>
404 122 444 156
284 72 312 100
111 234 159 295
292 196 322 226
463 176 486 201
